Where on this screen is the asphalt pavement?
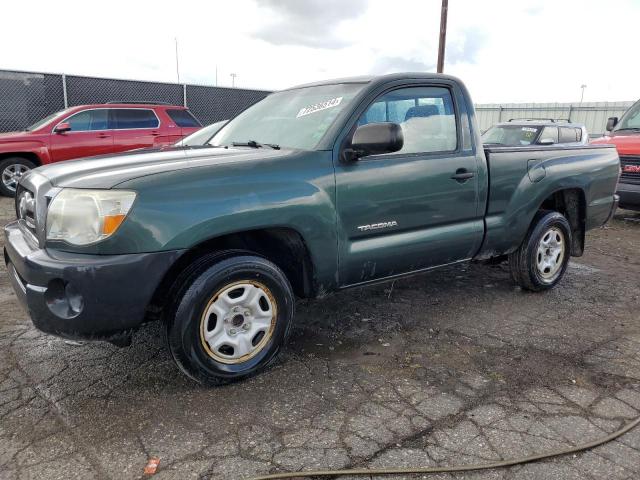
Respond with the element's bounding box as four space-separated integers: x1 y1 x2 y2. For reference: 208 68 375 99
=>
1 197 639 480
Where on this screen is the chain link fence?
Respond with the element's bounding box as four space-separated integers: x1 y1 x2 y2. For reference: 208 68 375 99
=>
0 71 66 133
0 69 270 132
2 69 635 138
185 84 269 128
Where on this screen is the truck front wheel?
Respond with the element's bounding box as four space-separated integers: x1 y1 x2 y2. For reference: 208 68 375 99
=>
509 211 572 291
165 253 295 385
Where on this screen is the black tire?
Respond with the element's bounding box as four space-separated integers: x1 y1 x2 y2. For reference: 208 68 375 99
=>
508 210 572 292
165 252 295 386
0 157 36 197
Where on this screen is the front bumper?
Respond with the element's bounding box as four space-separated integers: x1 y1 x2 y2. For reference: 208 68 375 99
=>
4 221 184 342
617 182 640 210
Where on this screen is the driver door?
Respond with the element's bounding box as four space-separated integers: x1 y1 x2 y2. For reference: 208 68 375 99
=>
334 85 484 286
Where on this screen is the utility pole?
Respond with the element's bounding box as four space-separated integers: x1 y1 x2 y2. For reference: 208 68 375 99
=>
230 73 237 88
580 84 587 103
437 0 449 73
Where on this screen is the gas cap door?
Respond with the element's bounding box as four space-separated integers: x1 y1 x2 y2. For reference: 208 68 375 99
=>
527 159 547 183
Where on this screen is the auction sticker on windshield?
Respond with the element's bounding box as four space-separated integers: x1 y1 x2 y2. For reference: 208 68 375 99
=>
297 97 343 118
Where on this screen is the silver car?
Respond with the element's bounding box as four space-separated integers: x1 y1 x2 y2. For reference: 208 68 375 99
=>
175 119 228 147
483 119 589 147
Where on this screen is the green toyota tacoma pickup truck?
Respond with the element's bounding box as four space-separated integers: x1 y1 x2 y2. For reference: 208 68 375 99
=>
4 73 619 385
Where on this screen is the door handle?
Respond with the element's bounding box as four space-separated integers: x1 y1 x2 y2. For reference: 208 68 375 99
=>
150 131 160 136
97 133 111 139
451 168 475 183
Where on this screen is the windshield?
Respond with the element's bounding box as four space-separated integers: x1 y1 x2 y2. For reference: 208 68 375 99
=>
615 100 640 131
176 120 228 146
211 83 365 150
482 125 541 146
25 108 72 131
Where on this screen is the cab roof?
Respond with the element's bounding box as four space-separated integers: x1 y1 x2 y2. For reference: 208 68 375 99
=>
284 72 463 90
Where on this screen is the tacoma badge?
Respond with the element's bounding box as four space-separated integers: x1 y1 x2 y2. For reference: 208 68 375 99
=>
357 221 398 232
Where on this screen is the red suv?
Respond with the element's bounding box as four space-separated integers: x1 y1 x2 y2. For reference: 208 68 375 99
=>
591 99 640 210
0 103 201 195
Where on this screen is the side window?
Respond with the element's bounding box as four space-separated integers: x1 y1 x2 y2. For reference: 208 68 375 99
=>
539 126 558 144
65 110 109 131
112 109 159 129
625 109 640 128
358 101 386 125
167 109 201 127
359 86 457 154
559 127 577 143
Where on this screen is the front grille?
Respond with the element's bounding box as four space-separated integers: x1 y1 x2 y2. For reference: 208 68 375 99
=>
620 155 640 185
15 184 37 236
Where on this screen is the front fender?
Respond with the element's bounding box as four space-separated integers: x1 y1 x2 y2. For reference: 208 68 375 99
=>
0 139 49 164
63 150 339 289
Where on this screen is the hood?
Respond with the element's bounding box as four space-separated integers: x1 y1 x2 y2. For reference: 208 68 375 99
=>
0 130 32 140
591 133 640 155
34 146 292 189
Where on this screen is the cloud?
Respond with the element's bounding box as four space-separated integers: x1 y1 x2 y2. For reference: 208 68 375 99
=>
253 0 368 49
370 56 434 75
523 3 545 15
367 24 484 77
2 0 640 101
446 27 487 65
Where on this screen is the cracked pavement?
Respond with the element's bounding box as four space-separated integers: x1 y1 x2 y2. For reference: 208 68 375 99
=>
0 197 639 480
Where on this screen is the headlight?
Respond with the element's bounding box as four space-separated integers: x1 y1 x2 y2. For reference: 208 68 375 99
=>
46 189 136 245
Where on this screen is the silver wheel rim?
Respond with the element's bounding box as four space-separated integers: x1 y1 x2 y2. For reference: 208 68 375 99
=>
536 226 565 281
199 281 276 364
2 164 30 192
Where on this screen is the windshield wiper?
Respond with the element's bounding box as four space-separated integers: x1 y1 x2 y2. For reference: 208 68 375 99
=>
232 140 280 150
614 127 640 132
232 140 262 148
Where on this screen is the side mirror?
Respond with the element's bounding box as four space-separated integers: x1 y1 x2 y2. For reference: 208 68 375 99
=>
538 138 555 145
606 117 618 132
348 122 403 160
54 122 71 134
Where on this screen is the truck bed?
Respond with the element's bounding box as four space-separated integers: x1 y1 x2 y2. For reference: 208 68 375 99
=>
478 144 619 258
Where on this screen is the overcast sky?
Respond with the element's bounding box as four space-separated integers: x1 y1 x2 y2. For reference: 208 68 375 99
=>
1 0 639 103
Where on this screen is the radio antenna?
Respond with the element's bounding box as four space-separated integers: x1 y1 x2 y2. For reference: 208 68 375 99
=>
175 37 181 84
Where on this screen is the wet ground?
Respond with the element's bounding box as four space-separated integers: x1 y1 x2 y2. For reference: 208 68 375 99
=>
0 197 639 480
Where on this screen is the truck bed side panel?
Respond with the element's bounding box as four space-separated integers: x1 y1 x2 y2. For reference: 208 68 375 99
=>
477 145 619 258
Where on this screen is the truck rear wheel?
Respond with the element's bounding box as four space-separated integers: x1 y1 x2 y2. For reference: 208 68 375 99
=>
0 157 36 196
165 253 295 385
509 211 572 291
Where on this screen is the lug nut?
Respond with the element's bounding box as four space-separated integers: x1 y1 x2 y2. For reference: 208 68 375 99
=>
230 328 237 335
242 323 250 330
244 311 250 316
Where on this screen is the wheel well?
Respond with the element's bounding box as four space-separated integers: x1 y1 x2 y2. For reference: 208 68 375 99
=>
538 188 586 256
0 152 42 166
146 228 315 322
